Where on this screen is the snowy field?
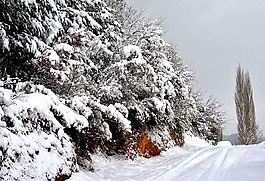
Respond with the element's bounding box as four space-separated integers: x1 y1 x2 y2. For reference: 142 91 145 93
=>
68 136 265 181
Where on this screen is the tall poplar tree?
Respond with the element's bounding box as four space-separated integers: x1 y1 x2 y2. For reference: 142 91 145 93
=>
235 65 262 145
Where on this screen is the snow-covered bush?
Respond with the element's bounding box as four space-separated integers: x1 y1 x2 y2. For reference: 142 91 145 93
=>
190 92 226 144
64 95 132 156
0 83 89 180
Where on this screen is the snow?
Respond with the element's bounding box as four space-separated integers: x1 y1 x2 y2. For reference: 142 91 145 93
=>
114 103 128 118
133 57 146 64
68 136 265 181
0 84 91 180
0 88 13 105
67 27 76 35
21 0 36 6
147 128 176 149
106 104 131 132
94 102 132 133
55 43 74 53
67 7 102 29
0 26 9 51
47 0 58 12
152 97 166 113
70 96 93 119
47 50 60 65
183 134 211 149
0 129 76 180
2 86 87 131
123 45 142 59
3 38 9 50
2 83 90 131
102 122 112 140
216 141 232 147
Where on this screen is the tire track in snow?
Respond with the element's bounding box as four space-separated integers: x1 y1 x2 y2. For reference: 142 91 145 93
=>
156 146 250 181
197 147 230 181
155 147 221 181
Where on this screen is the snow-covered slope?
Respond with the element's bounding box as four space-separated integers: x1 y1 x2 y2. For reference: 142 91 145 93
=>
68 136 265 181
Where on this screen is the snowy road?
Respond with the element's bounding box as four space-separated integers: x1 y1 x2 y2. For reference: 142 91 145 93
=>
68 139 265 181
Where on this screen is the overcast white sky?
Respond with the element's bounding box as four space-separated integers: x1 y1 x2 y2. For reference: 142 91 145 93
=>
125 0 265 135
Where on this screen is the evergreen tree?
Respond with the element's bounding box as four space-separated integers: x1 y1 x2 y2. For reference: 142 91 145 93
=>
235 65 262 145
0 0 120 95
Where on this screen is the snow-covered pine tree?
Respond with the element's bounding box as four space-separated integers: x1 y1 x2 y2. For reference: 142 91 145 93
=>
0 0 120 95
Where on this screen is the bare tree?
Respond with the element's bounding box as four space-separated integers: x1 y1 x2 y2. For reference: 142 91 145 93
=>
235 65 262 145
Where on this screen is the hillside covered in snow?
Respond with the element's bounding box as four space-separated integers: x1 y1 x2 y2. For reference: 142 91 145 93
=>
0 0 226 180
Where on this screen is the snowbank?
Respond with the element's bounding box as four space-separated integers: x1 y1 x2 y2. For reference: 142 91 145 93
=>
183 133 211 149
216 141 232 147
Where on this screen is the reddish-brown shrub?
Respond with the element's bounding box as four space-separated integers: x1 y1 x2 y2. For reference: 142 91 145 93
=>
135 134 161 158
